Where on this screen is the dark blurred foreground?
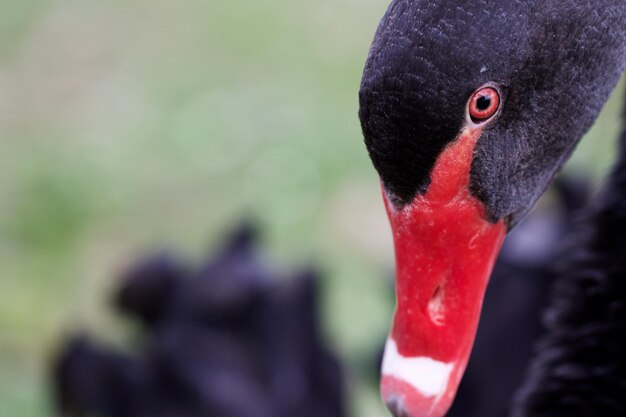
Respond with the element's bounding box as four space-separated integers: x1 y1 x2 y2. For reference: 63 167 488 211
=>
53 224 347 417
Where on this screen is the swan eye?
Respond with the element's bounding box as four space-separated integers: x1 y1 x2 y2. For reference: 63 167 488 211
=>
468 86 500 123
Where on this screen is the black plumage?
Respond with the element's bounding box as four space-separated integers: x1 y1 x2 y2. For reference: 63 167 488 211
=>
359 0 626 225
512 91 626 417
52 224 347 417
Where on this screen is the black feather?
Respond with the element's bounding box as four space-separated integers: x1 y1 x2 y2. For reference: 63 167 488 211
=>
512 88 626 416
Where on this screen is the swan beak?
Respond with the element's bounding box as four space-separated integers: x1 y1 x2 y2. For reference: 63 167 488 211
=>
380 128 506 417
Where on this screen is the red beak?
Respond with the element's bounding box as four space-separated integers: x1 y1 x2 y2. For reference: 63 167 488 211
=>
380 127 506 417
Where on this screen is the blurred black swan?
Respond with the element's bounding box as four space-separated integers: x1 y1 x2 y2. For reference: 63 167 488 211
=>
53 224 347 417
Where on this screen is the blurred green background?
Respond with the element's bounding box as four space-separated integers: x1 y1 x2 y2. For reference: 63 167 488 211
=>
0 1 623 416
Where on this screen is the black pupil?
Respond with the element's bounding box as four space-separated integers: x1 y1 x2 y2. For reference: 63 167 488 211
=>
476 95 492 111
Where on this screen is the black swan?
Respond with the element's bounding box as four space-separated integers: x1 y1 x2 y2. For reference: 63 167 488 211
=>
52 224 347 417
358 1 626 416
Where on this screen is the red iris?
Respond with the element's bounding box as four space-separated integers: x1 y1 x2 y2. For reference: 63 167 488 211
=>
468 87 500 123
